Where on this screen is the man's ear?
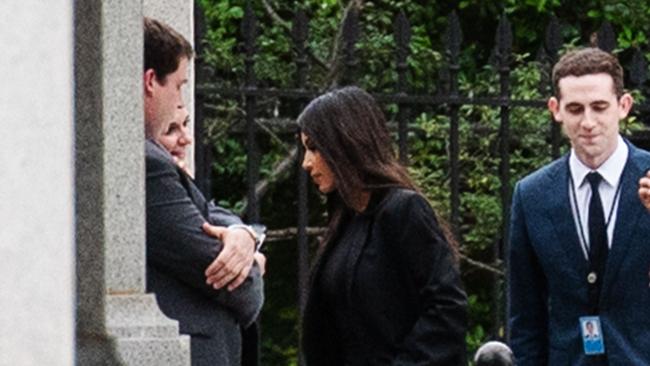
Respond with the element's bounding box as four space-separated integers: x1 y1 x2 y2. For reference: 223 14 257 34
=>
144 69 156 96
547 96 562 123
618 92 634 119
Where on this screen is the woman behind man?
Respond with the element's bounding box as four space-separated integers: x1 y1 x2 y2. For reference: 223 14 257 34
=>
157 106 267 274
299 86 468 365
158 105 193 174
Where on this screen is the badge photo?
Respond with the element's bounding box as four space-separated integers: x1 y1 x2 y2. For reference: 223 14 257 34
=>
580 316 605 355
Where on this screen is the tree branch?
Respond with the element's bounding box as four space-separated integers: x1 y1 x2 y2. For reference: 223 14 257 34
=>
263 224 506 278
260 0 289 28
238 147 298 215
459 254 504 277
266 226 327 242
324 0 364 87
260 0 330 71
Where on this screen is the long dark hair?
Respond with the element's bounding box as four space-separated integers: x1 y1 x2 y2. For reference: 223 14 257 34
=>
298 86 415 198
297 86 417 246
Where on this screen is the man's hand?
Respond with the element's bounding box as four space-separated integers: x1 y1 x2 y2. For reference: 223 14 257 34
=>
639 171 650 211
173 155 193 178
203 223 256 291
254 252 267 276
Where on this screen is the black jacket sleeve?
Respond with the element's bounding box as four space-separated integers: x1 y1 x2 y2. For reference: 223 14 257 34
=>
387 192 468 366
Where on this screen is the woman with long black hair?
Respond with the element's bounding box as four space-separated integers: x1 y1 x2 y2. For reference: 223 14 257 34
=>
299 86 468 365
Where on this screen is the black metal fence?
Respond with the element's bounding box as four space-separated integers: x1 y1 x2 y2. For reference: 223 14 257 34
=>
193 1 650 359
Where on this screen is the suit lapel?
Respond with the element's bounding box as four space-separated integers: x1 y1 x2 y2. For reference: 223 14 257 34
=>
546 156 590 273
343 213 372 301
342 190 395 300
177 167 209 217
602 146 646 297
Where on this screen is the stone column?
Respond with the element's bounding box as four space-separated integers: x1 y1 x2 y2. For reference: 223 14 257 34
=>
0 2 75 365
144 0 196 173
75 1 189 365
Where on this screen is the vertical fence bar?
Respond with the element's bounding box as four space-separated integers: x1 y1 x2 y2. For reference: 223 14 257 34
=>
193 0 212 198
629 47 648 91
293 7 309 312
545 16 562 159
195 7 650 362
292 9 310 366
241 4 261 365
597 21 616 52
444 12 462 233
341 8 360 86
395 11 411 164
495 13 512 338
242 2 260 223
628 48 648 148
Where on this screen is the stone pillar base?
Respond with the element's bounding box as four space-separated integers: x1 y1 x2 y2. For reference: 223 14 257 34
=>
76 335 124 365
107 294 190 366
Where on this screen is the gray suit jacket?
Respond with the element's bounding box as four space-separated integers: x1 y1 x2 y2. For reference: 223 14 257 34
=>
508 140 650 365
145 140 264 366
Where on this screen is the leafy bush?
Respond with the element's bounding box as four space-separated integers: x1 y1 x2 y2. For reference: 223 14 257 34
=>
197 1 649 364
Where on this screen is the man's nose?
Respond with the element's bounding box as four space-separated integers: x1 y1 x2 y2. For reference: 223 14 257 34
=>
582 110 597 129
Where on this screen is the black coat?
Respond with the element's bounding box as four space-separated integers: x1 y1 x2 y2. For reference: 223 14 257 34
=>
145 140 264 366
302 188 468 366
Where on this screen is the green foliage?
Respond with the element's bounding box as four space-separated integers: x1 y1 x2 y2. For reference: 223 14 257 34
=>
198 0 245 76
584 1 650 48
465 294 490 353
197 1 650 364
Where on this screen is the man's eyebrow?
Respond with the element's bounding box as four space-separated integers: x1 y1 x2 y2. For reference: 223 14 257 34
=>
564 102 583 108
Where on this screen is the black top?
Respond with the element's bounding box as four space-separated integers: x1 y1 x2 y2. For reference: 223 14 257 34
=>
302 188 468 366
318 211 370 363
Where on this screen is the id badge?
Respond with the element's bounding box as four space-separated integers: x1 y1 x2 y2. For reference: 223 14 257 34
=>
580 316 605 355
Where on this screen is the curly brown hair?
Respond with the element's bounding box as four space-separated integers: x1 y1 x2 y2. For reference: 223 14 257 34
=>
552 47 624 99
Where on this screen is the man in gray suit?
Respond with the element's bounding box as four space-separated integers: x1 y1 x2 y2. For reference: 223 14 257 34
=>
143 17 264 366
508 48 650 365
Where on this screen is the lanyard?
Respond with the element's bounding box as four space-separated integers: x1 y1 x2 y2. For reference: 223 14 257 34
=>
568 168 622 256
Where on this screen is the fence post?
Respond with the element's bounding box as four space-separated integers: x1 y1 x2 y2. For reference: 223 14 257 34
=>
395 10 411 164
444 11 462 233
597 21 616 52
292 9 310 366
242 1 261 223
194 0 212 199
495 12 512 339
341 8 360 86
544 16 562 159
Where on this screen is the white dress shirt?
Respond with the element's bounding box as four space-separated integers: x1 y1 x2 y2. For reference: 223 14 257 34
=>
569 135 627 259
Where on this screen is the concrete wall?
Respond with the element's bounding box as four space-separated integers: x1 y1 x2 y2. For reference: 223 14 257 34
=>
0 1 75 365
0 2 195 364
75 1 190 364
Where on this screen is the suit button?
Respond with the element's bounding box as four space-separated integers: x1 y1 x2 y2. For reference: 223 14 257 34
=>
587 272 597 284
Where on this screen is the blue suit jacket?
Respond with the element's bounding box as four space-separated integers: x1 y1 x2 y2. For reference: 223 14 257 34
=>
507 140 650 365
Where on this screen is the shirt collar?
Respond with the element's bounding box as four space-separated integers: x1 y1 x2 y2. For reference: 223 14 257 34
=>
569 135 628 188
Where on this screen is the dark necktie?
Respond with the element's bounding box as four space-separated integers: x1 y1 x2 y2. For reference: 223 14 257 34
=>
585 174 609 366
586 172 608 292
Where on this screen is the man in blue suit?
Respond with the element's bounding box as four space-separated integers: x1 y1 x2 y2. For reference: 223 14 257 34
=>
508 47 650 365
